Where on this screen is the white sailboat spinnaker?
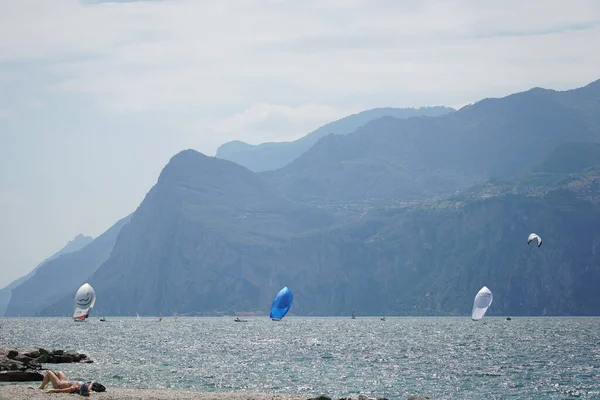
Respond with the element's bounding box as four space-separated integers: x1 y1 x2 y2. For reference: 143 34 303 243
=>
471 286 493 321
73 283 96 321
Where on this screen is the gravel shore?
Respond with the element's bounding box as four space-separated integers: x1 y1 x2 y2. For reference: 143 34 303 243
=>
0 385 309 400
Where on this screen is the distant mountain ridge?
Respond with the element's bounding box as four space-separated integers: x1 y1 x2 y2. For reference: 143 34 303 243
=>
216 106 455 172
5 216 131 317
0 234 93 316
261 79 600 207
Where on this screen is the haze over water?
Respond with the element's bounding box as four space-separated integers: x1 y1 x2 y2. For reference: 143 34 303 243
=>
2 317 600 399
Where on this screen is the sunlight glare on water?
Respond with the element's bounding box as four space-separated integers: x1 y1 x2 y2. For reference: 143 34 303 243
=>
2 317 600 399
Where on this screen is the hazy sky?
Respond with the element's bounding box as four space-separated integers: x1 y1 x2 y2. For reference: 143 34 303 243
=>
1 0 600 288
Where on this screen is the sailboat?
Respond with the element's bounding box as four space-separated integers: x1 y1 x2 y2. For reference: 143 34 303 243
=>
471 286 493 321
351 310 356 319
73 283 96 322
270 286 293 321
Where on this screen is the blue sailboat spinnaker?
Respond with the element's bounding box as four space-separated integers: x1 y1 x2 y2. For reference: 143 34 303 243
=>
270 286 293 321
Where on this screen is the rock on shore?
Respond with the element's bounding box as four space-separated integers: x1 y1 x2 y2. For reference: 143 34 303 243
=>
0 348 93 382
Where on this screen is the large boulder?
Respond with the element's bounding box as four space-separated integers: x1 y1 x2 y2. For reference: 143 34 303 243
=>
38 348 50 356
0 371 43 382
23 349 41 359
64 350 84 362
51 355 75 363
34 355 52 364
0 357 25 372
12 354 33 365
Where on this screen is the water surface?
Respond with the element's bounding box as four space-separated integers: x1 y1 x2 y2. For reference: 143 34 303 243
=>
1 317 599 399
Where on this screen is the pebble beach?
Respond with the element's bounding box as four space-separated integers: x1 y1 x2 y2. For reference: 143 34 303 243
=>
0 386 310 400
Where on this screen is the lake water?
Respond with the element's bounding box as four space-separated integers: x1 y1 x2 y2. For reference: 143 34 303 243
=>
1 317 599 399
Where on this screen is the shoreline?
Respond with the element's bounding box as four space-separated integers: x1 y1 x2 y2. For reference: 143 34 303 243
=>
0 385 428 400
0 386 310 400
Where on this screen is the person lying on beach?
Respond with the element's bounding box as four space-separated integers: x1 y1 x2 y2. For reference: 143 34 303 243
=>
37 370 105 396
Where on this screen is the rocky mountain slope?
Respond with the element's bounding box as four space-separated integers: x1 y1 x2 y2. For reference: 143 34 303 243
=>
42 151 334 316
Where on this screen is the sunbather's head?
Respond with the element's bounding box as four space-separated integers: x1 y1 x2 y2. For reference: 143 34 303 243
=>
91 382 106 392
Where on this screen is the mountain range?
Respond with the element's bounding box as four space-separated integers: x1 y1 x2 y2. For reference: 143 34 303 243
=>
4 78 600 317
4 216 130 317
0 234 93 316
261 80 600 207
40 152 332 316
216 106 455 172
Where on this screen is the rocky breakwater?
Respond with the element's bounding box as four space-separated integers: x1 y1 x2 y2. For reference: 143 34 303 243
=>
0 347 93 382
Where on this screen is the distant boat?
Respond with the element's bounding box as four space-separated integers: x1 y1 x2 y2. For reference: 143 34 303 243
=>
158 312 163 322
506 317 512 321
136 313 140 320
99 317 106 322
472 286 493 321
234 317 248 322
380 317 386 321
73 283 96 322
270 286 293 321
351 310 356 319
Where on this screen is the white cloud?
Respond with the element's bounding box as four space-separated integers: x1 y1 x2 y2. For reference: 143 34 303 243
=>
1 0 599 126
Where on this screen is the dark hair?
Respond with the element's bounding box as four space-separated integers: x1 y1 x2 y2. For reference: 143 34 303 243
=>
91 382 106 392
